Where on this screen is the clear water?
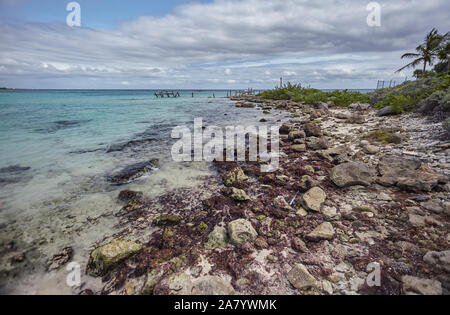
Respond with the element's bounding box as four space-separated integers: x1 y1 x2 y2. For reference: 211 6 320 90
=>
0 89 280 294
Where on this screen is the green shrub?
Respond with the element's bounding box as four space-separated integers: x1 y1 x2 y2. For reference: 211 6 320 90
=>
375 94 414 114
259 83 369 107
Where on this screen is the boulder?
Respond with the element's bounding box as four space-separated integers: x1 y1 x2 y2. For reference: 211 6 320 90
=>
307 222 335 240
377 156 447 192
301 187 326 212
287 264 318 290
330 162 374 187
377 106 393 117
402 276 442 295
205 226 228 250
87 239 143 277
303 123 322 137
228 219 258 245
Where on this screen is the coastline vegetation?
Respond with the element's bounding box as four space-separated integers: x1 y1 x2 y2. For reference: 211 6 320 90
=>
259 28 449 118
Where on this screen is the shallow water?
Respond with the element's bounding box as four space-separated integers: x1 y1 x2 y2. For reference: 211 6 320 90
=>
0 89 280 294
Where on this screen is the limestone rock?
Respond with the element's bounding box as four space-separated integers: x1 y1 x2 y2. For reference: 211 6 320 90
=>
192 276 235 295
423 250 450 273
402 276 442 295
223 167 248 187
287 264 318 290
377 106 393 117
87 239 143 277
308 222 335 240
273 195 294 211
330 162 374 187
291 144 306 152
303 123 322 137
225 187 251 201
302 187 326 212
205 226 228 250
228 219 258 245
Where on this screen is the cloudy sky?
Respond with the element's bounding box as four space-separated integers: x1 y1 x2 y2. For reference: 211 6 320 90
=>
0 0 449 89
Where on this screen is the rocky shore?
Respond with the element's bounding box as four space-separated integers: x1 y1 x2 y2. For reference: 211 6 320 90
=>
45 96 450 295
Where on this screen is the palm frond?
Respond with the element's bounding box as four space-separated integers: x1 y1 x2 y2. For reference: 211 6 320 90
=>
396 58 423 73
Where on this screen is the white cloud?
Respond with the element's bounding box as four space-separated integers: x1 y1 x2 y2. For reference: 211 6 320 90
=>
0 0 449 88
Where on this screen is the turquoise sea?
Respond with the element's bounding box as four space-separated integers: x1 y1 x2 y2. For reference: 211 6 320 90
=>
0 89 278 293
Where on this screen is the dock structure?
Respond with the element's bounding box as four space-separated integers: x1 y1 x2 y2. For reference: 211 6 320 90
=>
226 88 261 98
154 90 180 98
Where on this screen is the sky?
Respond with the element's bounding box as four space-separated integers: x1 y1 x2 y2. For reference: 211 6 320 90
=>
0 0 449 89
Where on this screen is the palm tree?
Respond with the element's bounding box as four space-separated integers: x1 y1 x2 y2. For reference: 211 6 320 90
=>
396 28 446 77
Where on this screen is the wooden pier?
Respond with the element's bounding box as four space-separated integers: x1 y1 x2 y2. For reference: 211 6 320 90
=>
154 91 180 98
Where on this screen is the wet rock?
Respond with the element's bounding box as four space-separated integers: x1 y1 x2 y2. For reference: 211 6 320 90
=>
228 219 258 245
303 123 322 137
301 187 326 212
116 199 145 217
402 276 442 295
307 222 335 241
47 247 73 271
423 250 450 273
223 167 248 187
192 276 235 295
291 144 306 152
330 162 374 187
118 190 143 203
109 159 158 184
287 264 319 290
87 239 143 277
153 215 182 227
205 226 228 250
